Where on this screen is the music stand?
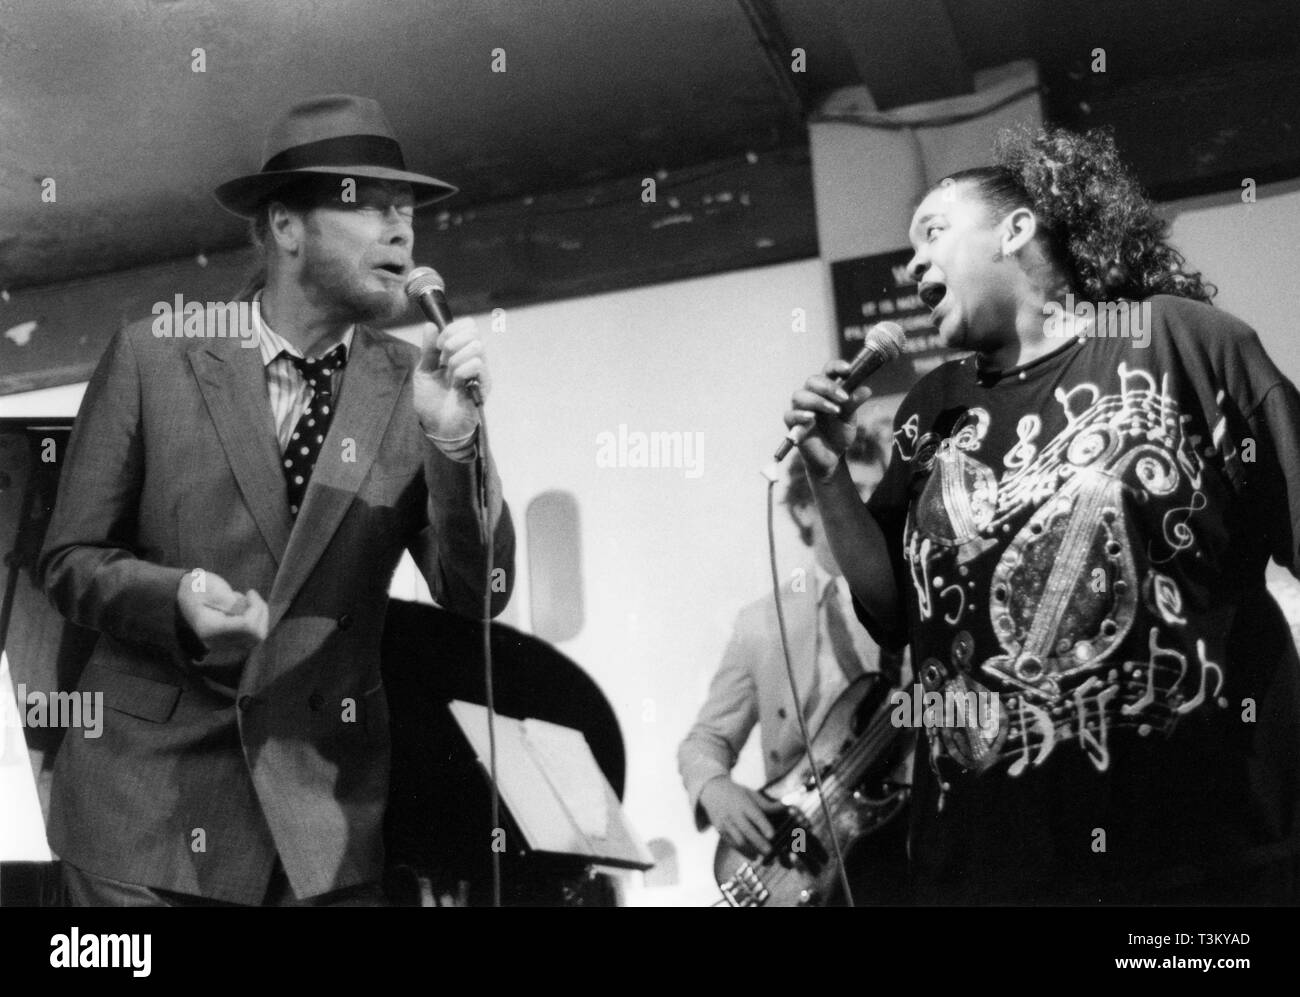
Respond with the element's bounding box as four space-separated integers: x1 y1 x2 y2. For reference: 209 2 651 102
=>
448 701 654 871
1 651 53 868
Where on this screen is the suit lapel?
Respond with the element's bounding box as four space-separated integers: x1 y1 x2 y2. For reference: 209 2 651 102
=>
268 327 407 629
189 340 292 565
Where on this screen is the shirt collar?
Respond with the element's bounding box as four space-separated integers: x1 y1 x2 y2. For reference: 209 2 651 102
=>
812 562 846 605
252 292 355 368
973 333 1082 386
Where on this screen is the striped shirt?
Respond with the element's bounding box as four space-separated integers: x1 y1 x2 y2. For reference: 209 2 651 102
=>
252 293 477 462
252 295 355 454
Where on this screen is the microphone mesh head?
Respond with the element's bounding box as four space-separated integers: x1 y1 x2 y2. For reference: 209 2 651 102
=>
867 321 906 358
404 266 445 299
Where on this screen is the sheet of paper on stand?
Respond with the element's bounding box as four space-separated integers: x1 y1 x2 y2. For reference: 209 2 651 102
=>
448 700 654 869
523 717 610 839
0 651 53 862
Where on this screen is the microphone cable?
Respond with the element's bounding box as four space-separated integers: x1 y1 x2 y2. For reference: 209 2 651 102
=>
762 464 856 907
472 398 501 908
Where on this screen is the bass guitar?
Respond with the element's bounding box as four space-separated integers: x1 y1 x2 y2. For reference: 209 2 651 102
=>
714 674 912 906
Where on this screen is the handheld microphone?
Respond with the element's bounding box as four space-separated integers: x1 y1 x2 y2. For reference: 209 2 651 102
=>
774 321 906 460
404 266 483 407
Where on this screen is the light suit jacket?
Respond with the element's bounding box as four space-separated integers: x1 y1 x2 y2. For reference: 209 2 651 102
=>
38 311 515 903
677 572 885 830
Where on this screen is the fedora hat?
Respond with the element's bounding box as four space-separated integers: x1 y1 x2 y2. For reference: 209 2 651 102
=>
214 94 457 217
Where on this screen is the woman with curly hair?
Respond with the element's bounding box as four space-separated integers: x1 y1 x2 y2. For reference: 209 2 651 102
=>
787 125 1300 904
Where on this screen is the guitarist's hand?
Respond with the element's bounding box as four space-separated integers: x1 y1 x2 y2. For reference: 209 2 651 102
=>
700 778 782 858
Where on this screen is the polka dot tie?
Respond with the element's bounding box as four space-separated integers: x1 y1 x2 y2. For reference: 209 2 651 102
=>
281 344 348 517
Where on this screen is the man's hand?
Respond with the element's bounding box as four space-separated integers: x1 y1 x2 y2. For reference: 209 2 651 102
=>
176 569 268 657
700 778 784 858
413 316 489 440
784 359 873 479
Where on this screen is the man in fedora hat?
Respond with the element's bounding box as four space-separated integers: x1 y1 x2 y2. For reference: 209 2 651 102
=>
39 94 516 905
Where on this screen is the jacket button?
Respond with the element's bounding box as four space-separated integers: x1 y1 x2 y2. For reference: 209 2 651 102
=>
777 707 788 719
769 749 780 761
308 693 324 712
337 613 353 631
237 696 253 711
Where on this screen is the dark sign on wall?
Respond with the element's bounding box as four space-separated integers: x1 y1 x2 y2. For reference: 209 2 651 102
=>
830 248 961 397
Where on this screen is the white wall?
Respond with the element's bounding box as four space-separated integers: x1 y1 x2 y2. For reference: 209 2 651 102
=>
1166 180 1300 387
0 382 87 418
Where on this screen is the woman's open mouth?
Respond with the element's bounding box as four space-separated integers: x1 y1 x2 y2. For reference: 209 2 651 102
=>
919 282 947 311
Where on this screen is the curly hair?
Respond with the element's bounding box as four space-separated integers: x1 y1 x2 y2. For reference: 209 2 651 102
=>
940 126 1215 304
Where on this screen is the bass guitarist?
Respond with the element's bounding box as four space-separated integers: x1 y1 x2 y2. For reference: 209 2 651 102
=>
677 427 910 905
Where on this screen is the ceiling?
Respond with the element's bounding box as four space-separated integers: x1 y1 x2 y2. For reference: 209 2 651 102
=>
1 0 1296 294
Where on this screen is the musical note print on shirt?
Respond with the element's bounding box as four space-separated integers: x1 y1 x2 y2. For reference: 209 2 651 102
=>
895 364 1228 789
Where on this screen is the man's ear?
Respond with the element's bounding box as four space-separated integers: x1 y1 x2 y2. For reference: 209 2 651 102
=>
790 501 816 531
267 202 303 255
1000 207 1037 258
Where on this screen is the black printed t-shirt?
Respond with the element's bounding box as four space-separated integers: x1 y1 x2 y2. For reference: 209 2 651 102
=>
858 294 1300 903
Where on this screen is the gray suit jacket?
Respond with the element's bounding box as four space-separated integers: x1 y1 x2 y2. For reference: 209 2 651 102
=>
38 313 515 903
677 572 886 830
